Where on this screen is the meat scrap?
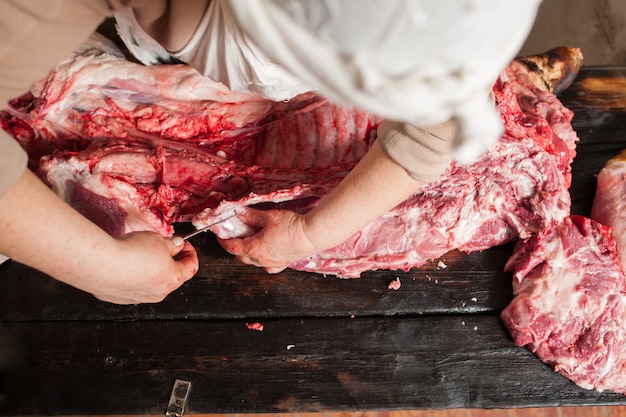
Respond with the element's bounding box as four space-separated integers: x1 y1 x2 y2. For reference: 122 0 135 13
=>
388 278 401 290
246 322 264 332
501 216 626 394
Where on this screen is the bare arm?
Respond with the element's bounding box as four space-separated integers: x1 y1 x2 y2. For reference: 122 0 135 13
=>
303 139 422 251
0 168 198 304
218 140 423 273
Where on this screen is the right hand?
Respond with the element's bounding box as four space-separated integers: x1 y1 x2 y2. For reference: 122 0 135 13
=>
0 169 199 306
83 232 199 305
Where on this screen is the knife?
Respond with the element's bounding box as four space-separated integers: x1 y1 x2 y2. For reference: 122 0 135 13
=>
180 214 238 241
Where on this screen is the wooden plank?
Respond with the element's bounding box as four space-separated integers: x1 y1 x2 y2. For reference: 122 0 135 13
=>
558 67 626 116
152 407 626 417
560 66 626 216
0 239 516 321
2 317 625 416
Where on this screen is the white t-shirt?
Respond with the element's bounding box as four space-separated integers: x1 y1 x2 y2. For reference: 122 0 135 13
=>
115 1 310 102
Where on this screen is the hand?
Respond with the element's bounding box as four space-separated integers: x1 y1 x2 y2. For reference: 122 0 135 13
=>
0 169 199 305
217 140 426 275
83 232 199 304
218 209 319 274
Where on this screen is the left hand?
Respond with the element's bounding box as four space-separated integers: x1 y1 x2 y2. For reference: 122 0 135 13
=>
217 209 320 274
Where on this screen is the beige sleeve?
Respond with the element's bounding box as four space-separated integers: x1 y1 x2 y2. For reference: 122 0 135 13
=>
0 130 27 197
0 0 119 199
377 119 458 184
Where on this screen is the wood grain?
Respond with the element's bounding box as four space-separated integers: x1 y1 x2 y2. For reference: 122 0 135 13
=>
0 240 516 321
206 408 626 417
89 406 626 417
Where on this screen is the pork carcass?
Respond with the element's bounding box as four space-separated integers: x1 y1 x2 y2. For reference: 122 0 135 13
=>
1 35 582 278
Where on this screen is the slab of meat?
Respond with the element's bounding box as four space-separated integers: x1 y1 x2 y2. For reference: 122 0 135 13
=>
1 35 582 278
591 149 626 269
7 34 377 239
501 146 626 396
288 130 572 276
501 215 626 394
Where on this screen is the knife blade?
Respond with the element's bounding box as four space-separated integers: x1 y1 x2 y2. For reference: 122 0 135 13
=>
180 214 237 241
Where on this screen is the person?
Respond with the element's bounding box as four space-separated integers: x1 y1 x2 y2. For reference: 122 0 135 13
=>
0 0 541 304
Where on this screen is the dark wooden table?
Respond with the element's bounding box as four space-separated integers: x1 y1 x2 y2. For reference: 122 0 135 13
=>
2 66 626 415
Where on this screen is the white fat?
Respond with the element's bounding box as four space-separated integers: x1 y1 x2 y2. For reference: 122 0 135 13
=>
42 159 90 200
533 238 584 323
97 152 157 183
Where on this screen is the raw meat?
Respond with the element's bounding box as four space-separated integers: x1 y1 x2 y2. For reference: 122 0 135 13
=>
501 144 626 395
10 32 626 396
498 66 626 396
286 52 581 277
6 34 377 239
40 137 349 237
1 35 376 171
591 149 626 269
501 215 626 394
1 35 582 278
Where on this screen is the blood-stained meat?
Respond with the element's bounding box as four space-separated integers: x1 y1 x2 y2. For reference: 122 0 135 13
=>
1 35 582 278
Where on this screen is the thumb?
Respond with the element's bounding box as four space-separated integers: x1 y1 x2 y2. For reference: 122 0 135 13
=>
168 235 187 256
238 209 268 229
167 236 199 278
173 241 199 279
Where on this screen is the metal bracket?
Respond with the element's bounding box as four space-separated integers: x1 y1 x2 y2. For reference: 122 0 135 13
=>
165 379 191 417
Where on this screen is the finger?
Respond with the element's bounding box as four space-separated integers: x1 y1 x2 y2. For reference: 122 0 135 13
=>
173 242 199 280
217 236 244 256
238 209 269 229
238 254 259 267
265 265 288 274
166 235 186 256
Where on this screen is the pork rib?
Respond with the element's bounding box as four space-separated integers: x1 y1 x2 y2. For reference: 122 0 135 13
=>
1 34 377 171
40 136 350 237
